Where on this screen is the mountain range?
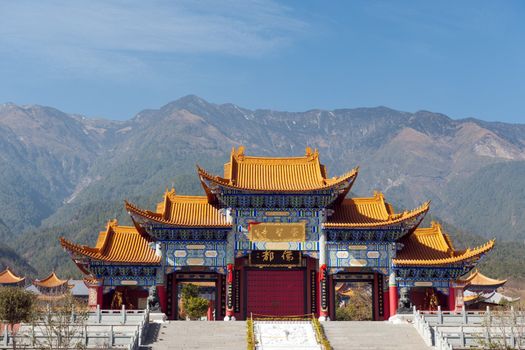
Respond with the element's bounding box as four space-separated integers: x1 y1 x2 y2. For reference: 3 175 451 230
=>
0 96 524 278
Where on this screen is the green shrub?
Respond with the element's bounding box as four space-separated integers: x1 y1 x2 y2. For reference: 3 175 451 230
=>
185 297 209 320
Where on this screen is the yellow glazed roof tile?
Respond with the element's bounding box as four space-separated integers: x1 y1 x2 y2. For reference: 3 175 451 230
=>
60 220 160 264
393 222 495 266
198 146 358 192
324 192 430 228
126 190 231 228
458 269 507 287
0 267 25 285
33 271 68 288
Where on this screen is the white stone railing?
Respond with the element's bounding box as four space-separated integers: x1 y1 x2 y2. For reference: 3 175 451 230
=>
413 306 525 350
1 307 149 350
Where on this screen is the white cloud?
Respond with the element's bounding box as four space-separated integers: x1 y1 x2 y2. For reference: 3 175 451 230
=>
0 0 306 78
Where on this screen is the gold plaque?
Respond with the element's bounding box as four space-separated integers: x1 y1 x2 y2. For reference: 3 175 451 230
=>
249 222 306 242
265 211 291 217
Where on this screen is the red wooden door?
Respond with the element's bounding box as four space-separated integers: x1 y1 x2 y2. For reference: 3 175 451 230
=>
246 269 305 317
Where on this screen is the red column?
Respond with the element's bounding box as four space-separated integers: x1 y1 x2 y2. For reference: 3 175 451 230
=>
319 264 329 320
225 264 235 320
156 285 167 313
448 287 456 312
96 286 104 307
87 284 104 311
388 271 398 317
383 290 390 320
389 285 398 316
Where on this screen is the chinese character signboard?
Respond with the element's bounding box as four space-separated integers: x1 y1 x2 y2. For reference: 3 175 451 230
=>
248 222 306 242
249 250 302 267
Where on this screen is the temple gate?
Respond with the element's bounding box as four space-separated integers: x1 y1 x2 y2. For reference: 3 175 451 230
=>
61 146 495 320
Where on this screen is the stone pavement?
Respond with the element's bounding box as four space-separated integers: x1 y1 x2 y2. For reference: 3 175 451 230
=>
254 321 321 350
142 321 246 350
322 321 432 350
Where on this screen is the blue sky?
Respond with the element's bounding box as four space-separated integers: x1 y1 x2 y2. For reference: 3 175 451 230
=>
0 0 524 123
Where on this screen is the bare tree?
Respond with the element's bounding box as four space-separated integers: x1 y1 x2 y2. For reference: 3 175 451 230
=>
31 294 89 350
478 305 525 349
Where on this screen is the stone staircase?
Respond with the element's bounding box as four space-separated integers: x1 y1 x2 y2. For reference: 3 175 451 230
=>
143 320 432 350
146 321 246 350
322 321 432 350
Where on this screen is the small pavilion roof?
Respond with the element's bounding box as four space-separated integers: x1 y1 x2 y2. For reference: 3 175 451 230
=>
33 271 68 289
393 221 495 266
324 192 430 228
459 269 507 289
0 267 25 285
126 190 230 228
198 146 358 193
60 220 160 264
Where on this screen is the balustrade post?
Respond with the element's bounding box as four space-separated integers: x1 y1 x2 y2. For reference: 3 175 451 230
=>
3 325 8 346
437 306 443 324
459 326 464 347
122 304 126 323
109 325 114 346
97 304 101 323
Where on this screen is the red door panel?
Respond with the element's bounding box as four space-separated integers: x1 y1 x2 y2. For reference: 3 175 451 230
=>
246 269 305 317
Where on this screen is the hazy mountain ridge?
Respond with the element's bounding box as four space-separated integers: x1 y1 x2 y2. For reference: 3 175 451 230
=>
0 103 124 234
0 96 524 277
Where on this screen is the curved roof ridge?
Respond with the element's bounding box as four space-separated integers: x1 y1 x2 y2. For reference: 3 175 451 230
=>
198 162 358 192
34 271 68 288
394 238 495 266
410 220 452 254
60 225 160 265
460 268 507 286
166 193 210 202
324 198 429 228
230 146 320 163
0 267 25 284
126 198 230 228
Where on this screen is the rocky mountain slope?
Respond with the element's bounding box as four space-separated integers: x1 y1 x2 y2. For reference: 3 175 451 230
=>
0 103 123 236
0 96 524 276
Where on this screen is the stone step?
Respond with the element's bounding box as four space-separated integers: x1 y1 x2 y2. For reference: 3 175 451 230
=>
145 321 246 350
322 321 432 350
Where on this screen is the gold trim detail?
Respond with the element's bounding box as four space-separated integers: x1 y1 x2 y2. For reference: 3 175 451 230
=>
249 222 306 242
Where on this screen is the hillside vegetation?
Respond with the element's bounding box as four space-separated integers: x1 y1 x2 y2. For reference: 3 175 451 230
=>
0 96 523 280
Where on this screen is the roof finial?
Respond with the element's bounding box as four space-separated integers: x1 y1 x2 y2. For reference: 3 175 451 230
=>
305 146 312 156
237 146 245 160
